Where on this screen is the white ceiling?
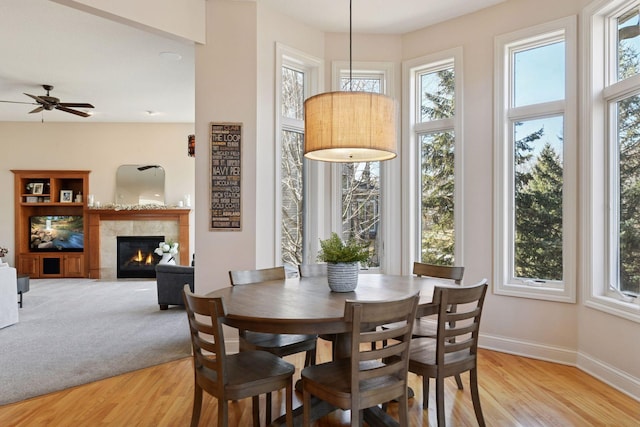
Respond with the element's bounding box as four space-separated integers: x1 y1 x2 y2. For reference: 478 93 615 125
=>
0 0 505 123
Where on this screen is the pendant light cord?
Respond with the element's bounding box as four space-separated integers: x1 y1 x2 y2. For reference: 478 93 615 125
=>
349 0 353 92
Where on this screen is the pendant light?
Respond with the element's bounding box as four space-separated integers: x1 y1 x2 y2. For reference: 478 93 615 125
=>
303 0 397 162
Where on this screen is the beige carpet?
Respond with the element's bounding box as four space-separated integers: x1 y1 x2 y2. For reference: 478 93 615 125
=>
0 278 191 405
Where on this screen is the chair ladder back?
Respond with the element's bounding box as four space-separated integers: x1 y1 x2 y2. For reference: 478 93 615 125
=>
435 280 488 364
182 286 227 382
413 262 465 284
229 266 286 285
346 294 420 396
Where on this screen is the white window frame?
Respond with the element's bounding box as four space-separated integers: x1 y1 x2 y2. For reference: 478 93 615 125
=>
330 61 398 273
582 0 640 322
275 43 324 265
494 17 577 303
403 48 464 275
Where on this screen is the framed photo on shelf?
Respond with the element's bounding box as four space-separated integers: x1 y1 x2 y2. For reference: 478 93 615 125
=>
32 183 44 195
60 190 73 203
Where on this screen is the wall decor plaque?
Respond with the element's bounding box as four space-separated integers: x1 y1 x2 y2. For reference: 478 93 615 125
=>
210 122 242 231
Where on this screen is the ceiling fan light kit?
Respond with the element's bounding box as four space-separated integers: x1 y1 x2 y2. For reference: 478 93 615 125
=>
1 84 94 118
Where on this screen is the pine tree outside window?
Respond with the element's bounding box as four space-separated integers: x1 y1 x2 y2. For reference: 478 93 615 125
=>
405 49 463 271
494 17 577 302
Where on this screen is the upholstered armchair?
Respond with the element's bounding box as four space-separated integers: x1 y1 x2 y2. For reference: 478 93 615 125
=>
155 264 194 310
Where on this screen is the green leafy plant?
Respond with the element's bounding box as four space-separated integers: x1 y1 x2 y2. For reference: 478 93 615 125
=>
317 233 369 264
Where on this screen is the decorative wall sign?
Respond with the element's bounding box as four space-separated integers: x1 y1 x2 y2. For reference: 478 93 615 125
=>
209 122 242 231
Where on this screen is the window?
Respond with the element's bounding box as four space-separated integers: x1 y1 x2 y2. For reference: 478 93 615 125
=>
276 44 322 267
332 63 394 270
583 0 640 321
405 48 463 269
494 17 577 302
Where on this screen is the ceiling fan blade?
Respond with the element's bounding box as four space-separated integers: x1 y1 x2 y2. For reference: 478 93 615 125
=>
0 100 38 105
56 105 91 117
24 93 48 104
59 102 94 108
29 106 44 114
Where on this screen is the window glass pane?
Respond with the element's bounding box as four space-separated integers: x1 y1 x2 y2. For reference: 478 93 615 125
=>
340 76 381 92
341 162 380 267
281 67 304 120
513 41 565 107
420 131 455 265
281 130 304 265
617 9 640 81
616 94 640 295
419 67 454 122
339 73 383 268
513 116 564 281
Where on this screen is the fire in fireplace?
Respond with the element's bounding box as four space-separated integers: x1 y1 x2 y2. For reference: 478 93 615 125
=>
117 236 164 278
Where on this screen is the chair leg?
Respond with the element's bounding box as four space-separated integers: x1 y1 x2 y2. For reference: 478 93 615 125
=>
304 348 316 367
252 395 260 427
470 368 486 427
266 392 272 425
302 388 311 427
190 384 203 427
422 376 430 408
350 407 363 426
398 390 409 427
454 373 464 390
285 382 293 427
436 377 445 427
219 398 229 427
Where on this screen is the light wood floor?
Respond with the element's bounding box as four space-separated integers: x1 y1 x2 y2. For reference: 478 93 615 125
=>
0 342 638 426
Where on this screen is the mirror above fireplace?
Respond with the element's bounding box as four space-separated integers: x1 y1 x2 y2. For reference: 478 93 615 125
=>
115 164 165 206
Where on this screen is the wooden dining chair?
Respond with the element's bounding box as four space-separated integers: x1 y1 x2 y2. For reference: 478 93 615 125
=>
411 262 466 389
301 293 420 427
229 266 318 366
182 285 294 427
408 279 488 427
381 262 466 388
229 266 318 421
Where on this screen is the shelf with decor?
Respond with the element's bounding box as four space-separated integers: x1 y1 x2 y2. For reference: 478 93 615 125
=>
12 170 90 278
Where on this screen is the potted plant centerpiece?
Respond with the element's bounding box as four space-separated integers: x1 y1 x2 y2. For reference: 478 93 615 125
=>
317 232 369 292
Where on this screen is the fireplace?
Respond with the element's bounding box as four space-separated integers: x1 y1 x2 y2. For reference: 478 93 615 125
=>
117 236 164 278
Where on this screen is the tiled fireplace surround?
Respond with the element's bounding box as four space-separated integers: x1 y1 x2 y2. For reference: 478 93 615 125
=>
87 209 190 279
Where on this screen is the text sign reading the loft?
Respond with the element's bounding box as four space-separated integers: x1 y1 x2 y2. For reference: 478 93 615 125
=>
210 122 242 231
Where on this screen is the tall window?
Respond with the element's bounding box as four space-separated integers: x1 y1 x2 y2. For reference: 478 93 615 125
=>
418 62 456 265
584 0 640 321
406 49 463 269
494 17 577 302
277 45 321 267
335 66 390 268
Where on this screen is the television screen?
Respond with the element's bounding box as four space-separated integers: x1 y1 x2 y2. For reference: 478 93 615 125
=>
30 215 84 252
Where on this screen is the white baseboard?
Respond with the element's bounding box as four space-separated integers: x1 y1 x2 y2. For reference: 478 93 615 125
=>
480 333 640 402
577 351 640 402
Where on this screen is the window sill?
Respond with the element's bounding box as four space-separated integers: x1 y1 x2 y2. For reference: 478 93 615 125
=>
585 294 640 324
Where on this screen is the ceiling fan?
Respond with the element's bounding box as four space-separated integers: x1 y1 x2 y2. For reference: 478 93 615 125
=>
0 84 94 117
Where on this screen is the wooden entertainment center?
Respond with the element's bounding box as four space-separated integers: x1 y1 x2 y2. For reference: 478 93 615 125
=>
12 170 89 278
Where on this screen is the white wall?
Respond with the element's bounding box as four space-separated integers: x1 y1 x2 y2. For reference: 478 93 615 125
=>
194 0 258 293
0 122 196 265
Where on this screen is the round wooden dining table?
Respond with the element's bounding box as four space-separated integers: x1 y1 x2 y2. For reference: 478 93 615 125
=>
206 273 446 427
207 273 441 335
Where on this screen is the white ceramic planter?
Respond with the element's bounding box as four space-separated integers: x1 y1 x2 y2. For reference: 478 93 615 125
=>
327 262 359 292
